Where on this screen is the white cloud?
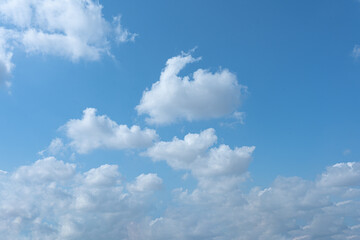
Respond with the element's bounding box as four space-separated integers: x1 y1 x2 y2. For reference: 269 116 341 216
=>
146 171 360 240
113 15 137 43
83 164 120 187
136 52 246 125
0 0 136 84
143 129 360 239
146 128 255 192
318 162 360 187
127 173 163 193
12 157 76 183
0 28 15 85
146 128 217 170
21 29 103 61
47 138 64 154
1 157 360 239
63 108 158 154
0 157 162 240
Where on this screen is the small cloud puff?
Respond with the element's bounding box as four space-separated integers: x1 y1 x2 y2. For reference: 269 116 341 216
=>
62 108 158 154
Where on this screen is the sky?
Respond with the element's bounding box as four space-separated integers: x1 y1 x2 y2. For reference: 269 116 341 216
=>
0 0 360 239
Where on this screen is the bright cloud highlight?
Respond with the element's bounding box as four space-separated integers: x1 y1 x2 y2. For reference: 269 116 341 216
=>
0 157 162 240
0 0 136 84
62 108 158 154
136 52 246 124
146 128 255 192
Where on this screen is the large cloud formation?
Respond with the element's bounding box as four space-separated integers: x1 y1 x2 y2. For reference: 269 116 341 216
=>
62 108 158 154
136 53 246 125
1 157 360 239
0 0 136 84
0 157 162 240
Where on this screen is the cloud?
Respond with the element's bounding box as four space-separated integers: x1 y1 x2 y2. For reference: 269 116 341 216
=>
62 108 158 154
12 157 76 184
317 162 360 187
1 157 360 239
0 0 136 84
146 167 360 240
113 15 138 43
136 52 246 125
146 128 255 192
353 45 360 58
127 173 163 193
0 28 15 85
0 157 162 240
146 128 217 170
38 138 65 157
144 129 360 239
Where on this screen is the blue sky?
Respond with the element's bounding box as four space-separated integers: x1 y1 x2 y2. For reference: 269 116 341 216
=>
0 0 360 239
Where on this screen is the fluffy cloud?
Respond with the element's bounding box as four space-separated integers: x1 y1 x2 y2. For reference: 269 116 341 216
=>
146 128 217 169
136 52 246 124
144 129 360 239
318 162 360 187
0 0 136 84
146 128 255 192
1 157 360 239
127 173 163 193
0 157 162 240
12 157 76 183
62 108 158 154
146 165 360 240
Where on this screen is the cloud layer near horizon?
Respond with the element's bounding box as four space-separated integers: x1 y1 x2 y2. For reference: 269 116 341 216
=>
29 108 360 239
1 157 360 239
0 157 163 240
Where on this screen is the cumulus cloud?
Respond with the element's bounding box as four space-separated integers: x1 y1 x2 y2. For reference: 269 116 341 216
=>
127 173 163 193
62 108 158 154
0 0 136 84
12 157 76 183
1 157 360 239
146 128 255 192
145 166 360 240
143 129 360 239
136 52 246 124
318 162 360 187
0 157 162 240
